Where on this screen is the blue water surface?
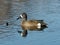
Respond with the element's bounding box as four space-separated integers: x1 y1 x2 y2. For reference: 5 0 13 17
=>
0 0 60 45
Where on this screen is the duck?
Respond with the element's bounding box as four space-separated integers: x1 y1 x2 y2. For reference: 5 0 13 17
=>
17 13 48 37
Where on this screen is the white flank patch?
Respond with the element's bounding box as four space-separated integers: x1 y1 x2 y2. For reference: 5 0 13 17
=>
37 23 41 28
20 14 23 18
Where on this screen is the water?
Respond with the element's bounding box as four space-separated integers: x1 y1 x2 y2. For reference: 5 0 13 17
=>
0 0 60 45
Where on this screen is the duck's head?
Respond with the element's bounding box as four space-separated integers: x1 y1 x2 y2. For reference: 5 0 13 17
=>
17 13 27 20
18 30 28 37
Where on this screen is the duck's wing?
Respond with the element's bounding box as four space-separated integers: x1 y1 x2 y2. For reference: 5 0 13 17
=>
35 20 43 22
34 20 47 25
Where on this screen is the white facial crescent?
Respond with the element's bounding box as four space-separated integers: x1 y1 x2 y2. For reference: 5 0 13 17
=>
20 14 23 18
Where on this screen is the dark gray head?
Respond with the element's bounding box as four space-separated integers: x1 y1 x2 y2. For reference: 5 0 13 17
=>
18 30 28 37
17 13 27 20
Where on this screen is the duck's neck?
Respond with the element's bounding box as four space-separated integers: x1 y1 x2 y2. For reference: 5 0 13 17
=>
22 18 27 21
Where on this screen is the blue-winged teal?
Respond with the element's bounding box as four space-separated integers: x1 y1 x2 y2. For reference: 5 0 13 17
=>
17 13 48 37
